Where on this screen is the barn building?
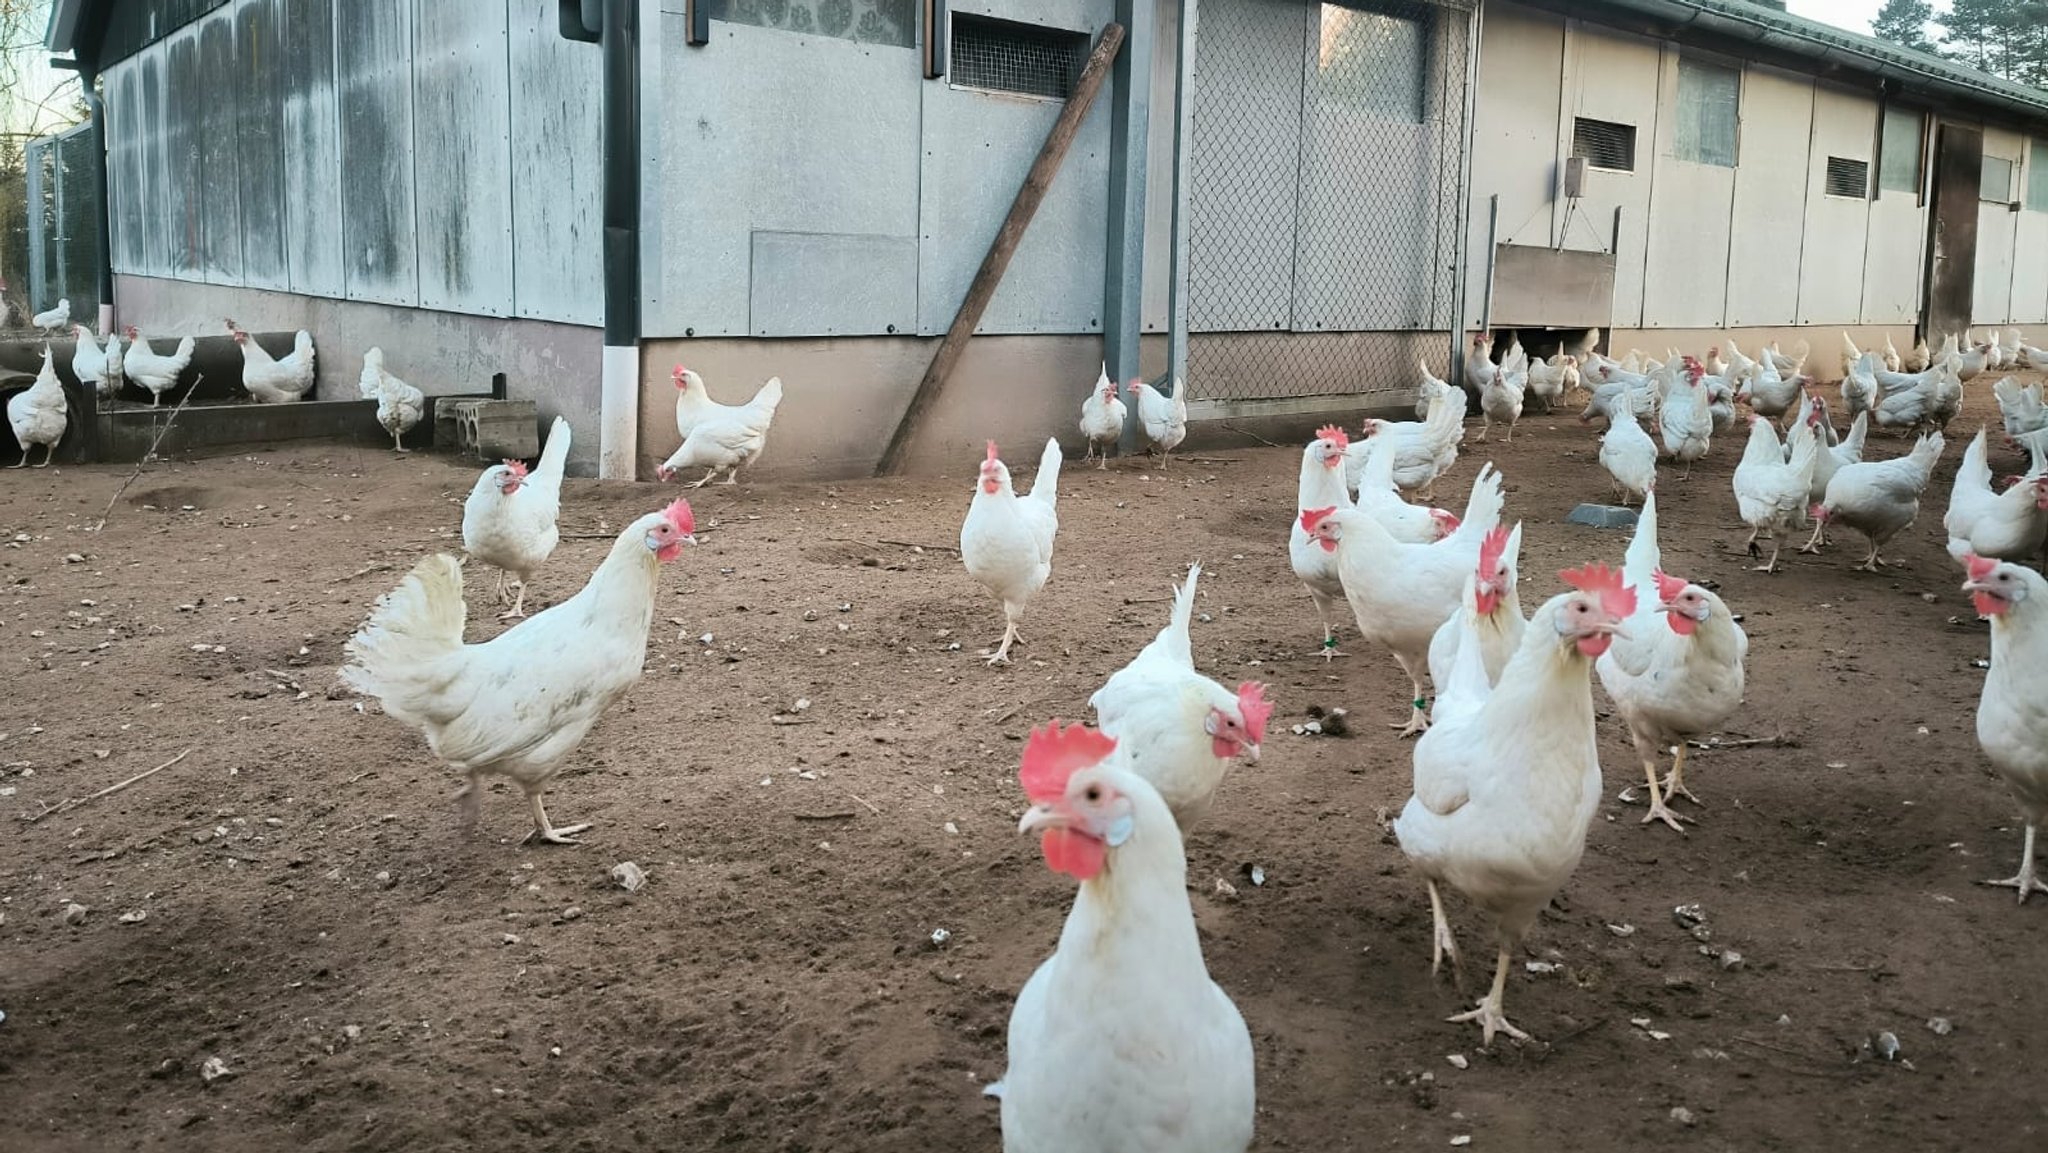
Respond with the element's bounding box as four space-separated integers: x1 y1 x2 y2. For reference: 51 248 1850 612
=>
35 0 2048 478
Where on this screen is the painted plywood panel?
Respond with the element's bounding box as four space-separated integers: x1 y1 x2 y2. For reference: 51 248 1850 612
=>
1567 24 1661 327
412 0 513 316
335 0 418 305
1973 127 2022 325
1797 85 1875 325
163 27 205 279
508 0 601 325
135 51 169 277
652 17 922 337
281 0 343 298
103 62 146 275
2010 212 2048 325
233 0 288 289
1725 67 1809 327
1860 195 1924 324
1187 0 1304 332
1465 3 1565 329
197 10 243 284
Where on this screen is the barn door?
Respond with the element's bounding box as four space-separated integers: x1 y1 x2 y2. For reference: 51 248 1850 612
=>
1923 122 1981 342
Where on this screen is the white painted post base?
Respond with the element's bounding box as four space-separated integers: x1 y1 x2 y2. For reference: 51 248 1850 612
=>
599 343 639 481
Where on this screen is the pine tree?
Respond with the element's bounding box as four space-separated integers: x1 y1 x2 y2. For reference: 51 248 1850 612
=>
1872 0 1937 53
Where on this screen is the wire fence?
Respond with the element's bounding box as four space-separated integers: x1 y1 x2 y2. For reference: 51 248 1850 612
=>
1184 0 1475 404
26 121 104 322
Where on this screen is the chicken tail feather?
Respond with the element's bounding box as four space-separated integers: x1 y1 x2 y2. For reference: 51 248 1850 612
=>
342 555 468 722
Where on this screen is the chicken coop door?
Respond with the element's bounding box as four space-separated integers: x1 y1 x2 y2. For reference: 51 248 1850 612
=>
1182 0 1475 406
1923 122 1982 343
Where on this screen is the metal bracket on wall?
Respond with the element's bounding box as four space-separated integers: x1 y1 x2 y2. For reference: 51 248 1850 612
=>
924 0 947 78
685 0 709 46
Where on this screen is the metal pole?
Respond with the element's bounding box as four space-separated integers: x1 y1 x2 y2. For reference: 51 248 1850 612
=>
86 78 115 333
1164 0 1196 410
26 142 46 313
596 0 641 480
1478 192 1498 335
1447 2 1484 374
1102 0 1151 408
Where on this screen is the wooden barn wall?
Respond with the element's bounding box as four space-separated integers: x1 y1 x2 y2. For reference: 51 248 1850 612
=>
97 0 600 326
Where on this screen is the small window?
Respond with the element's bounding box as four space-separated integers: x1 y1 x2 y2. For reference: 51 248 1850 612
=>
949 13 1090 100
1982 155 2015 203
2028 139 2048 212
1824 157 1868 199
1675 58 1740 167
1313 3 1426 124
1572 117 1636 172
1878 106 1923 195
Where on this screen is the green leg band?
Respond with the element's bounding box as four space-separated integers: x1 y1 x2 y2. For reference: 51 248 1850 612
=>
1412 697 1427 710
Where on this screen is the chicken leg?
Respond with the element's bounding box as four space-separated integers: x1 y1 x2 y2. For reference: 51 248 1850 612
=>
1391 653 1430 737
1447 938 1530 1046
1753 536 1784 574
1629 733 1690 832
5 453 23 469
1983 823 2048 904
392 428 410 453
457 773 484 831
520 791 591 846
1659 743 1703 806
1853 539 1886 573
986 602 1024 665
1307 588 1346 660
685 467 721 488
498 575 530 620
1426 878 1462 979
1797 519 1828 554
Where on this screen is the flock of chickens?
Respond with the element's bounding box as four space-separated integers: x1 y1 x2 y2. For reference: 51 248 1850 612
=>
7 301 428 465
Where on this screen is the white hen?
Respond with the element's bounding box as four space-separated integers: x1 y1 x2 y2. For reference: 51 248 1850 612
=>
1731 414 1817 573
462 416 572 618
1128 376 1188 466
358 347 425 452
1426 523 1526 702
1960 554 2048 903
123 326 195 406
1810 431 1945 572
1077 362 1127 468
960 438 1061 665
657 366 784 485
1944 428 2048 563
6 345 67 468
1597 380 1658 504
1290 425 1357 659
227 321 316 403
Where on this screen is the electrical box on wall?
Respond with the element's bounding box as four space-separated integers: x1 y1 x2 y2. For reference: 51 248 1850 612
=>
1563 156 1587 199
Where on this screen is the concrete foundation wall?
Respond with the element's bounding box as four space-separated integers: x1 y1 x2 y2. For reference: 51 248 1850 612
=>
113 275 602 474
1608 324 1915 381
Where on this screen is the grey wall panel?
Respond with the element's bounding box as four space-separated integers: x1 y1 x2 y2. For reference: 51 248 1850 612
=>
103 62 142 275
232 0 288 289
749 231 918 335
411 0 513 315
509 0 601 325
1187 0 1305 332
137 51 169 277
335 0 418 305
197 10 243 284
281 0 344 297
163 27 204 279
917 81 1111 334
650 16 922 338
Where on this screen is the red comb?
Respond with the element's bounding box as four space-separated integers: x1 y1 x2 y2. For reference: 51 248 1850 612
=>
1235 683 1272 744
663 498 695 535
984 440 999 464
672 365 688 387
1478 524 1510 576
503 459 529 479
1299 506 1337 533
1559 562 1637 619
1652 568 1689 604
1965 553 1999 582
1019 721 1118 804
1315 424 1349 450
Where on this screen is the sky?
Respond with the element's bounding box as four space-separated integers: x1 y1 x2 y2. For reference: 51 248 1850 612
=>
1785 0 1887 35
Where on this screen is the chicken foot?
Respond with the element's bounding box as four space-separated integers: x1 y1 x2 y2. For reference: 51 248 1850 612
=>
1426 878 1462 981
1630 734 1691 832
1983 823 2048 904
392 428 410 453
1853 539 1888 573
1308 588 1346 660
1391 656 1430 737
1797 519 1829 554
1447 940 1531 1047
1658 743 1704 806
497 578 530 620
986 604 1024 665
684 467 722 488
1752 535 1785 574
519 791 591 846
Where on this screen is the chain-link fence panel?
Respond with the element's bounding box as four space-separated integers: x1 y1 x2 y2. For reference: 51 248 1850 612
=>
26 122 104 320
1185 0 1473 405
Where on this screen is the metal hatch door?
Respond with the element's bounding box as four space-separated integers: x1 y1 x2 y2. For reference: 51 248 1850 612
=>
1923 122 1981 342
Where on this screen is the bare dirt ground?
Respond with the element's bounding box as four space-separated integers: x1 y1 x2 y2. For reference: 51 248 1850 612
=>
3 382 2045 1152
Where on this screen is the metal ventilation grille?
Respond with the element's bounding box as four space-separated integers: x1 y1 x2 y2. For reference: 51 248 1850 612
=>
1824 156 1869 199
950 14 1090 100
1572 117 1636 172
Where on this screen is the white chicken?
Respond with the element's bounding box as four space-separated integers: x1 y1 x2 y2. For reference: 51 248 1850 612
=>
31 298 69 334
1462 333 1494 391
1596 489 1748 831
71 324 122 400
7 345 67 468
1526 354 1577 412
1088 563 1272 830
1944 428 2047 563
1731 414 1818 573
1127 376 1188 467
1597 380 1658 505
1077 362 1127 468
1299 463 1506 735
960 438 1061 665
123 326 195 406
342 499 696 845
462 416 572 619
994 721 1256 1153
1426 523 1526 700
1415 358 1458 420
1579 376 1658 429
1959 554 2048 903
1395 563 1631 1043
1809 431 1945 572
1905 337 1932 372
1992 377 2047 441
226 320 315 403
657 366 784 485
1788 396 1867 551
1882 332 1904 373
1356 388 1464 500
1290 426 1356 658
358 347 425 452
1658 359 1713 476
1354 428 1463 545
1840 352 1879 420
1477 363 1525 443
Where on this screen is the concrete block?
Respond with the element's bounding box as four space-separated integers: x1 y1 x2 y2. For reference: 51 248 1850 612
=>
451 399 539 462
1566 503 1639 529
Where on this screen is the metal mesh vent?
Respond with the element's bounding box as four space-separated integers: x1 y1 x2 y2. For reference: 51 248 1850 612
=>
25 122 105 318
949 14 1089 100
1824 156 1868 199
1572 117 1635 172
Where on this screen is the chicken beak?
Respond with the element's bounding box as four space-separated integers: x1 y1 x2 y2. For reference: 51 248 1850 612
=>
1018 803 1066 836
1961 577 1996 595
1240 741 1261 763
